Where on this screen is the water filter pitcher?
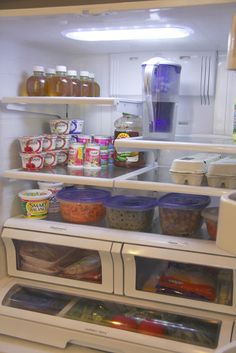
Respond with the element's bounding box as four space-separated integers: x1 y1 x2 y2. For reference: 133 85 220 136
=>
142 57 181 140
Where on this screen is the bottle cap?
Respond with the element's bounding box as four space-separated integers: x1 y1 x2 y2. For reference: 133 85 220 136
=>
56 65 67 72
67 70 77 77
46 68 56 75
33 65 45 72
80 70 89 77
89 72 95 79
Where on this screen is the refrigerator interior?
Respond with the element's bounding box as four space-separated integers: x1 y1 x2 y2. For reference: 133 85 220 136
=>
1 1 236 352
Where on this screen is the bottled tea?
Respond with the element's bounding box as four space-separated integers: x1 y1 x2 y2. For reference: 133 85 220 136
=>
67 69 81 97
47 65 70 96
93 73 100 97
44 68 55 96
26 66 46 96
80 71 90 97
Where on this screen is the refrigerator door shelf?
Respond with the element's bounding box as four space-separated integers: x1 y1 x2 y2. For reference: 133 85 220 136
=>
123 244 236 315
0 278 232 353
2 228 116 294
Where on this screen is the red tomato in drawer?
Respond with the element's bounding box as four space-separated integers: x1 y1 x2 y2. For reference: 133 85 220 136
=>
138 319 165 336
110 314 138 331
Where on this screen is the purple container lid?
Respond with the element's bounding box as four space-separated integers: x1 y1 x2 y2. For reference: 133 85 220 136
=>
105 195 158 211
158 193 210 210
56 186 110 203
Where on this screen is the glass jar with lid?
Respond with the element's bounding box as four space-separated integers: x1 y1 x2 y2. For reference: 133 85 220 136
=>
113 113 145 168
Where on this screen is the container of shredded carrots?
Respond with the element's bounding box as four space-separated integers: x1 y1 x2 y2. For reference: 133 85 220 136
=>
56 186 111 224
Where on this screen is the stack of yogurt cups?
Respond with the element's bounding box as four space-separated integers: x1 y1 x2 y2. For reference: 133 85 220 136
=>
67 134 114 171
18 118 84 170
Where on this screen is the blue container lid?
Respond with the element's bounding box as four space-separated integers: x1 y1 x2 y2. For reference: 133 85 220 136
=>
56 186 111 203
158 193 210 210
105 195 158 211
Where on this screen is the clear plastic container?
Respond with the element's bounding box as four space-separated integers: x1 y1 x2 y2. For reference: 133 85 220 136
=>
114 113 145 168
56 186 111 224
201 207 219 240
26 66 46 96
158 193 210 236
105 195 158 231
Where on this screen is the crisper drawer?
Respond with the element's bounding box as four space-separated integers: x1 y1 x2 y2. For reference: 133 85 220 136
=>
122 244 236 314
0 278 233 353
2 228 119 293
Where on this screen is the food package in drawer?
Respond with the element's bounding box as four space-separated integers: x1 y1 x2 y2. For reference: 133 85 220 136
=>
169 153 222 186
3 285 73 314
206 156 236 188
16 241 81 275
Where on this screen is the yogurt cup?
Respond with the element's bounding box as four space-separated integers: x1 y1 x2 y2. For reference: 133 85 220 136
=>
42 134 57 151
49 119 71 135
18 189 52 219
18 135 44 153
69 119 84 134
20 152 45 171
44 151 57 168
55 149 69 165
38 182 63 214
55 134 71 150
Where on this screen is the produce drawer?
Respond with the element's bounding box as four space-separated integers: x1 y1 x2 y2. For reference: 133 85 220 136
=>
0 278 233 353
2 228 119 293
122 244 236 314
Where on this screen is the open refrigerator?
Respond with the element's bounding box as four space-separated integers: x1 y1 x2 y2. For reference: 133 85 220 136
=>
1 1 236 353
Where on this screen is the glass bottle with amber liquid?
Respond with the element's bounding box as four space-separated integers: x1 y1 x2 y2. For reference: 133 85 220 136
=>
26 66 46 96
67 70 81 96
44 68 55 96
80 71 90 96
47 65 70 96
90 72 100 97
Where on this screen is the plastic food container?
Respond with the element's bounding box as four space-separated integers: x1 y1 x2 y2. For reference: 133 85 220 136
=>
206 156 236 188
49 119 71 135
56 186 111 224
18 189 52 219
20 152 45 171
201 207 219 240
18 135 44 153
158 193 210 236
170 153 221 186
105 195 158 231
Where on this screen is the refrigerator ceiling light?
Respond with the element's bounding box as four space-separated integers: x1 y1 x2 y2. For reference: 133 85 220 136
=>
62 26 192 41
